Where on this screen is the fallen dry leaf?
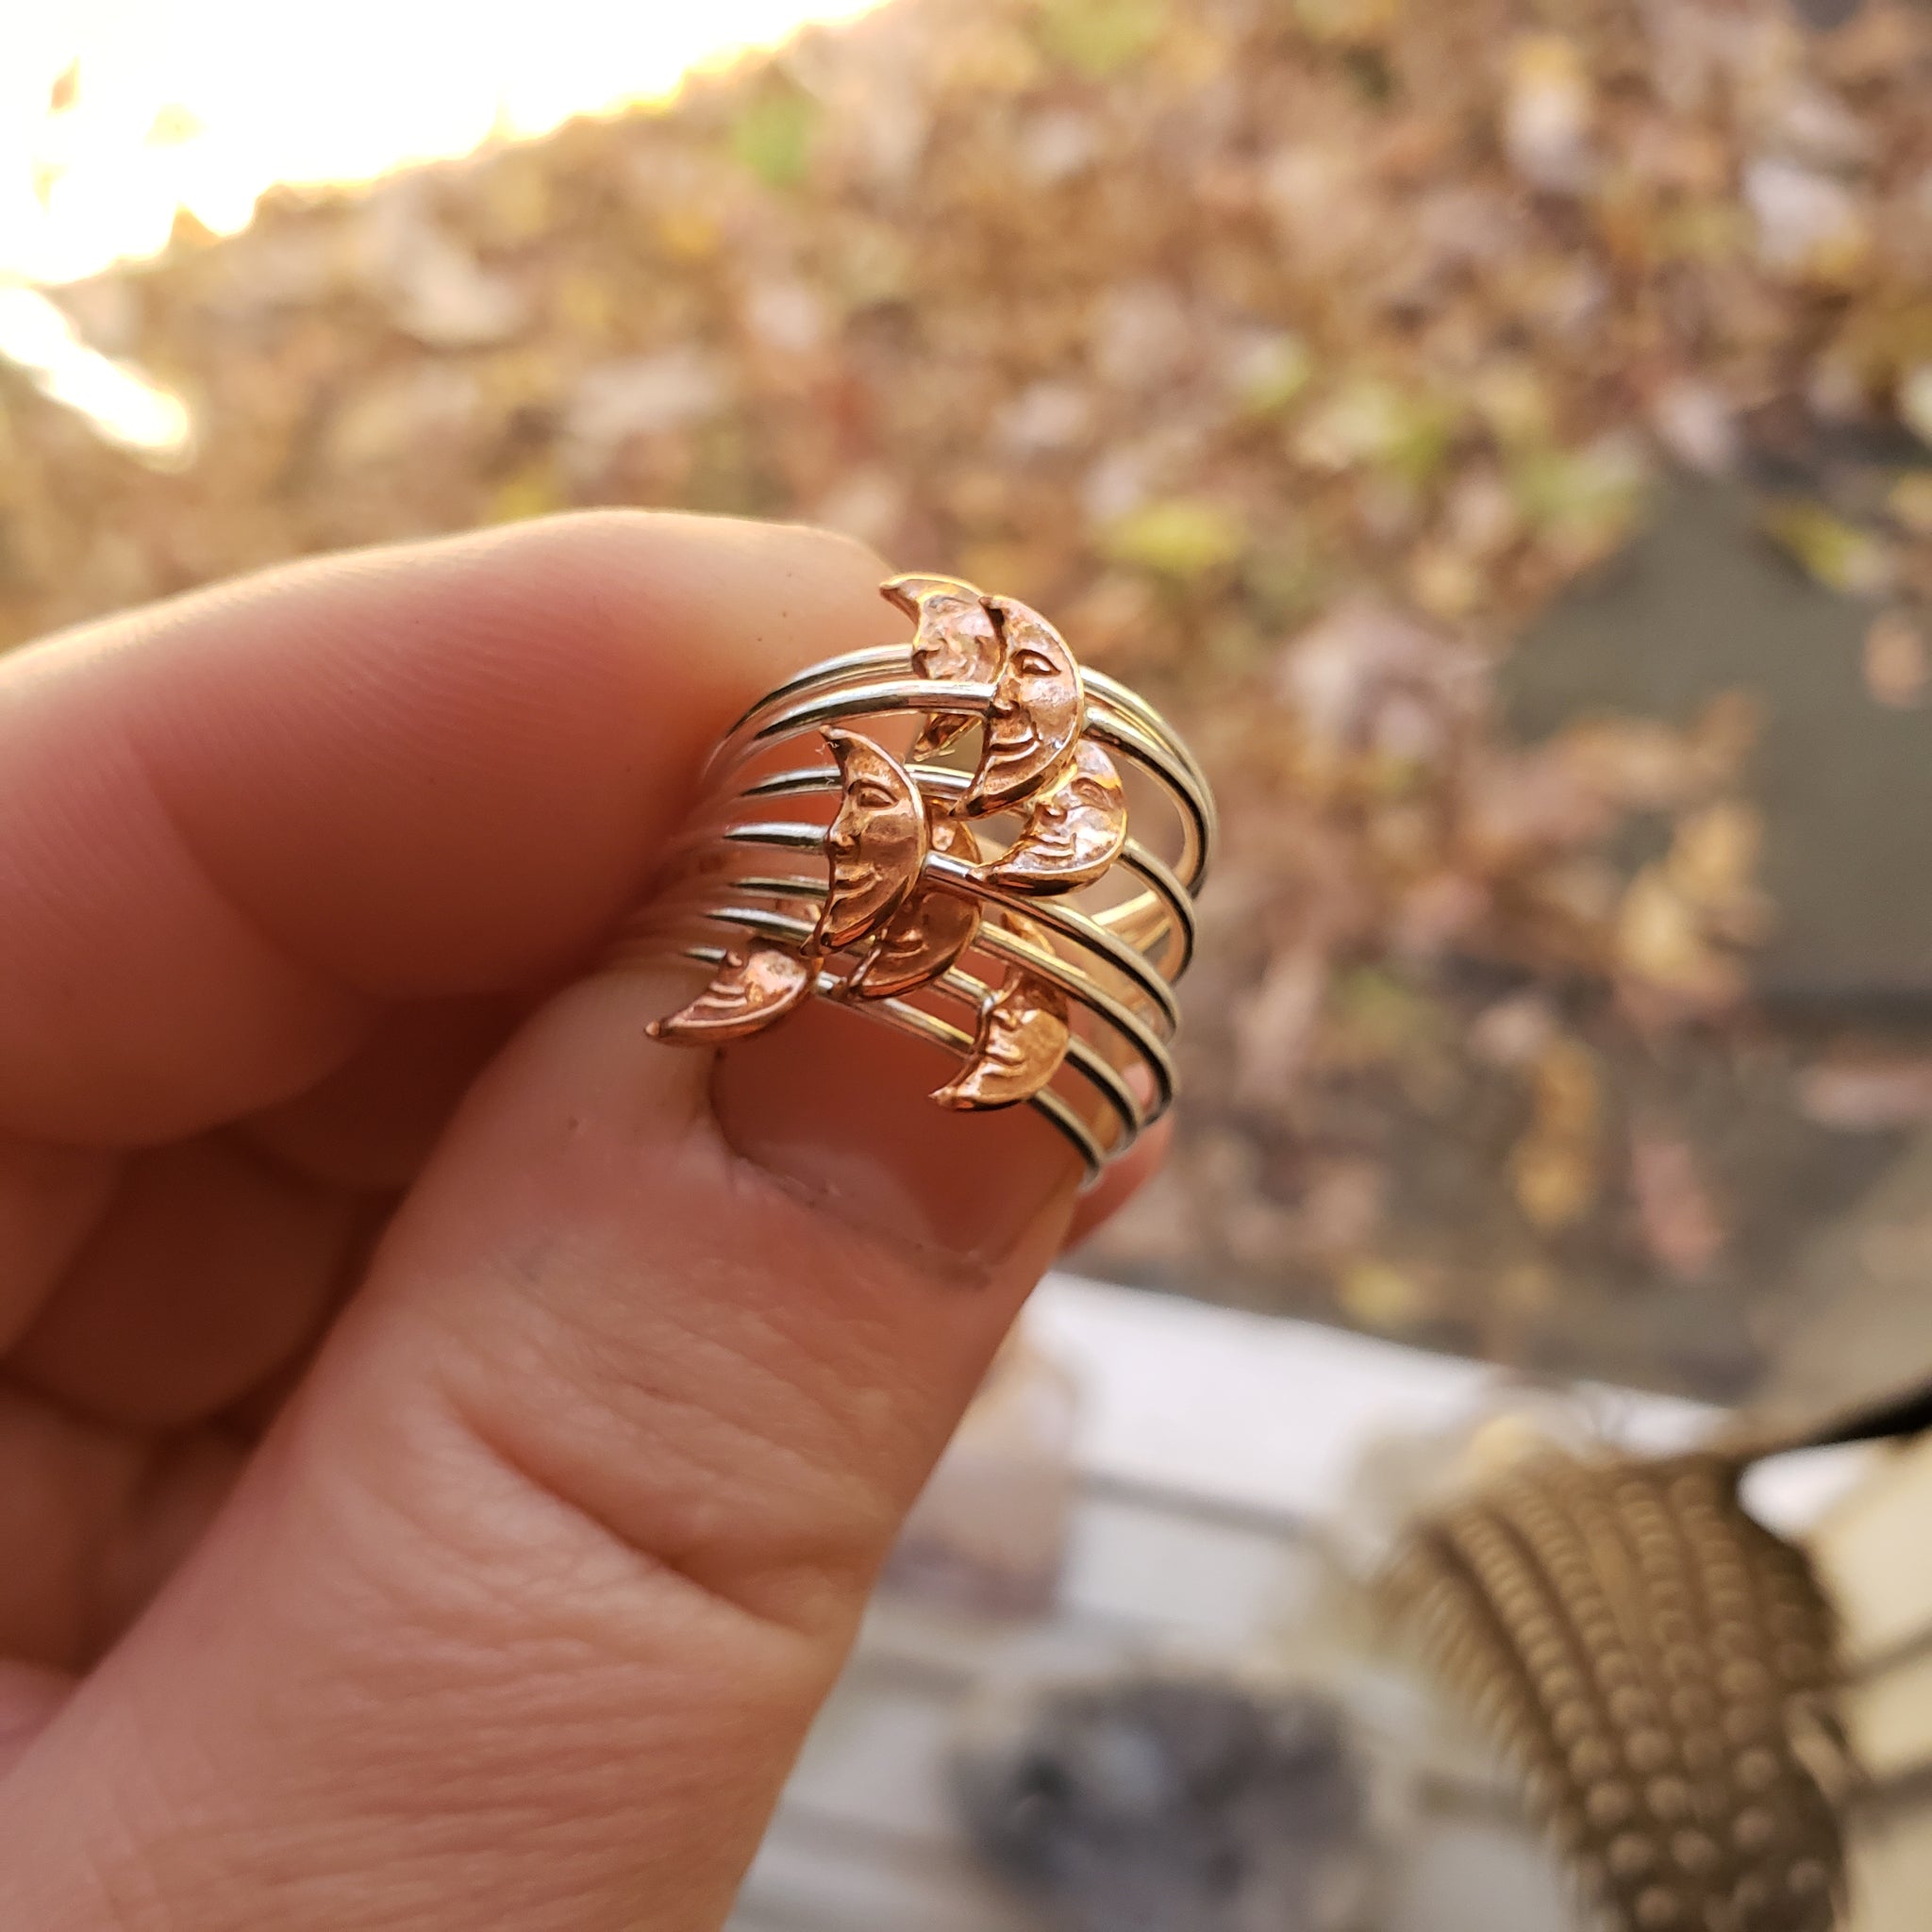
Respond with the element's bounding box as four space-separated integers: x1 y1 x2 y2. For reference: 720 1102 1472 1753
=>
1509 1037 1601 1232
1864 609 1928 708
1798 1055 1932 1131
1628 1122 1726 1281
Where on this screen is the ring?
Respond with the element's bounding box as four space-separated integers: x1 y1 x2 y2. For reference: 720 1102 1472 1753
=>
617 573 1215 1180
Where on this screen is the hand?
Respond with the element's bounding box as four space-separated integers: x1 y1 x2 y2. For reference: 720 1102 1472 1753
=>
0 513 1152 1930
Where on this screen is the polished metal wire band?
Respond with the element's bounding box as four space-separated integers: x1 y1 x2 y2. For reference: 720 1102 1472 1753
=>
617 575 1214 1179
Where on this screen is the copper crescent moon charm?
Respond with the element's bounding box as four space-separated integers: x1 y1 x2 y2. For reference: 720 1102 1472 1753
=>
882 574 1000 760
644 945 815 1043
814 727 929 952
983 738 1128 892
639 568 1212 1179
847 814 983 1000
931 971 1072 1110
963 596 1083 816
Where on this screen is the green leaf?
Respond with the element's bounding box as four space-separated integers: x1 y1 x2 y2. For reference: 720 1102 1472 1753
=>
1233 333 1316 418
1759 498 1895 599
1102 498 1248 580
730 85 819 190
1036 0 1170 77
1509 438 1647 549
1294 376 1457 487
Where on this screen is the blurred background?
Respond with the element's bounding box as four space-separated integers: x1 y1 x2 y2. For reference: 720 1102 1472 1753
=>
6 1 1932 1924
8 0 1932 1402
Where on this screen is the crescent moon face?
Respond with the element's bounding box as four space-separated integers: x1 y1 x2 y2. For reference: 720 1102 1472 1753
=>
848 814 982 1000
984 738 1127 892
814 727 929 952
646 945 814 1043
883 574 999 759
999 903 1058 960
964 597 1083 816
932 972 1072 1110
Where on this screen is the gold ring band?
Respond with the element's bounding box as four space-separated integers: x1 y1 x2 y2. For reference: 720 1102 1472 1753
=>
617 574 1214 1180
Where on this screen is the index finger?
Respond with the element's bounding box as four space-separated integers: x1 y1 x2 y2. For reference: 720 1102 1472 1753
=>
0 512 896 1145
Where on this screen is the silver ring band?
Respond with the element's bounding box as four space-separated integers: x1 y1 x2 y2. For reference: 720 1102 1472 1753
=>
618 575 1214 1179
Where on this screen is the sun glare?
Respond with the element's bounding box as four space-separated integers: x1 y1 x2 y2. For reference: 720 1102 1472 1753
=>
0 0 887 454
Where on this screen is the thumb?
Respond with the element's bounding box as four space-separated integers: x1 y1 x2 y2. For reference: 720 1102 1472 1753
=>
0 808 1090 1924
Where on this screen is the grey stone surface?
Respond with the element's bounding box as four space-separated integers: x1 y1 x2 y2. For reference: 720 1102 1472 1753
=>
1757 1127 1932 1428
1506 476 1932 1009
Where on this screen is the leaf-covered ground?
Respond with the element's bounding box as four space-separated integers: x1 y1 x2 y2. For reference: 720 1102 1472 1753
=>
6 0 1931 1392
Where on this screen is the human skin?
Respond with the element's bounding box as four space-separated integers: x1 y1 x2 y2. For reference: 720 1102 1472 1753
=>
0 511 1157 1931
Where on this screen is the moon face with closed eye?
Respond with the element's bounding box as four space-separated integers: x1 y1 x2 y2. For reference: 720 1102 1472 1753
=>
848 814 982 1000
985 738 1128 891
964 597 1082 816
814 727 929 952
932 971 1072 1110
883 574 1000 760
645 945 814 1043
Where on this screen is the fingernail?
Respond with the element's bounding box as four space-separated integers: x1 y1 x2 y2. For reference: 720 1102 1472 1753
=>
709 998 1079 1269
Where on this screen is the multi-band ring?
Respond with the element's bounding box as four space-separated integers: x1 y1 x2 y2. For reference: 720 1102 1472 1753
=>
622 574 1214 1179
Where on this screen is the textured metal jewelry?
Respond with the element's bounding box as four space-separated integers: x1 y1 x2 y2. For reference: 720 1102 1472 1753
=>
1379 1442 1851 1932
618 573 1214 1179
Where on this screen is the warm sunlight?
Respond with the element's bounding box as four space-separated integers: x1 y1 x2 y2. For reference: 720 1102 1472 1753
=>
0 0 887 453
